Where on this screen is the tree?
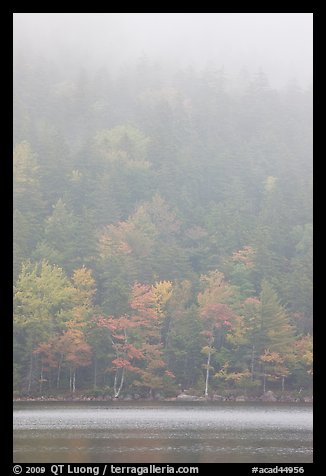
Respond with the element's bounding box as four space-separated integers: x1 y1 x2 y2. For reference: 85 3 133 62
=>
198 271 237 396
94 125 150 164
164 281 203 391
259 350 289 393
219 245 257 304
30 266 96 393
241 297 262 381
97 313 145 398
13 141 44 214
58 319 92 393
34 316 93 394
71 266 97 309
33 122 70 207
133 281 174 396
212 282 298 395
97 221 139 316
260 280 295 353
34 199 92 274
258 281 296 391
13 261 74 393
96 281 173 398
13 142 45 281
13 210 35 282
289 335 313 391
33 338 61 393
62 267 96 391
286 224 313 333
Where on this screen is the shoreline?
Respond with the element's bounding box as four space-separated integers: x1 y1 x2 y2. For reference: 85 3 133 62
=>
13 392 313 404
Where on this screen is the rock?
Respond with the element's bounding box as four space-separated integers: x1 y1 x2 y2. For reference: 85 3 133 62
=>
260 390 277 402
235 395 246 402
212 394 224 401
304 396 313 403
155 395 165 401
224 395 235 401
279 394 295 402
176 393 202 401
154 392 164 400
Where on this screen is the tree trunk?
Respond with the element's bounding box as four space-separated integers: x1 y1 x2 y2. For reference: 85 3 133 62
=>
57 353 63 389
113 371 117 396
49 368 52 390
72 369 76 393
39 363 43 394
93 357 97 389
113 367 125 398
205 348 211 397
28 351 33 393
263 372 266 393
251 345 255 380
69 368 72 393
282 376 285 392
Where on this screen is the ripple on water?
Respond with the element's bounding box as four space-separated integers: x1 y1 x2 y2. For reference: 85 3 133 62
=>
13 403 313 463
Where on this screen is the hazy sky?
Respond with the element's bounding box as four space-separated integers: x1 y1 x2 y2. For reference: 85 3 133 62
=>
13 13 313 88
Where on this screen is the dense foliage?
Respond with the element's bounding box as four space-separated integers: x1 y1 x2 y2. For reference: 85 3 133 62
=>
13 55 312 398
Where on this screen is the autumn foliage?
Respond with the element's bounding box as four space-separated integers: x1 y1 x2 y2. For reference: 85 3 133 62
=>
14 261 311 397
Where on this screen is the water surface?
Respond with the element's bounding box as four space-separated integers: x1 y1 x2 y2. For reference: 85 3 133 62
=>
13 401 313 463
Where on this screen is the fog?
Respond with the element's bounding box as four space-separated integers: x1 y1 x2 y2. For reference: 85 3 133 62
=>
13 13 312 88
13 12 313 446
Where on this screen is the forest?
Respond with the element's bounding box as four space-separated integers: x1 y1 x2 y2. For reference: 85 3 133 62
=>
13 53 312 400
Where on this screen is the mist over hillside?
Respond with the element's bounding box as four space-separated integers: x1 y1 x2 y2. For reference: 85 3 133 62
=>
13 13 312 399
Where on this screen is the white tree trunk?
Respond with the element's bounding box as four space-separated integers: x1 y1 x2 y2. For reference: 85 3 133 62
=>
28 352 33 393
205 348 211 397
93 358 97 389
112 332 127 398
39 363 44 394
113 367 125 398
69 368 72 393
251 345 255 380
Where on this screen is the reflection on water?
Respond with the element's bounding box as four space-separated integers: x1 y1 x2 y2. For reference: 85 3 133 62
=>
13 401 313 463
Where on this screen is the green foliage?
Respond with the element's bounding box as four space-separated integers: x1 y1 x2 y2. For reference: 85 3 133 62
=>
13 141 43 212
13 142 46 280
260 280 295 354
94 125 151 164
14 260 73 331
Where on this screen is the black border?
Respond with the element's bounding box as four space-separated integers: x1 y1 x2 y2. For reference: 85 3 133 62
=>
10 11 317 475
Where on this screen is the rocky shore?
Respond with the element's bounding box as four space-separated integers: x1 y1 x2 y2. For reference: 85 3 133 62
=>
13 390 313 403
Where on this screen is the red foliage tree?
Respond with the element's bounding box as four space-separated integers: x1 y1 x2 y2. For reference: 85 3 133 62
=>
97 282 171 397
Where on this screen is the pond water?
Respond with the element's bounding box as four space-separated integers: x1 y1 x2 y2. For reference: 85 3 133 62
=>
13 401 313 463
